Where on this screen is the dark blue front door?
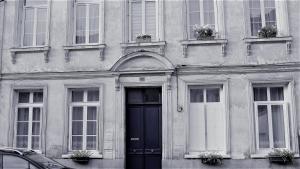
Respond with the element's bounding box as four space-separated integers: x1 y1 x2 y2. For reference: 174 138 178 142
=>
126 88 162 169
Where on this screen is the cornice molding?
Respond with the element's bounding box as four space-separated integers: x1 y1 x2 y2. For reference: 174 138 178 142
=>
1 62 299 80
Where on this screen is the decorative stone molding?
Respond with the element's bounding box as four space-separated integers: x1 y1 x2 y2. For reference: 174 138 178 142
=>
115 76 120 91
10 46 51 64
120 41 166 56
63 44 106 62
166 73 172 90
180 39 228 58
243 36 293 56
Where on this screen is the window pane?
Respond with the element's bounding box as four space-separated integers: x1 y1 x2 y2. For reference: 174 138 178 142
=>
87 121 97 135
16 136 28 148
188 0 200 39
253 87 267 101
24 8 34 46
206 88 220 102
89 4 99 43
264 0 276 27
272 105 285 148
86 136 96 150
72 121 83 135
145 1 156 39
76 5 86 44
3 155 29 169
33 92 43 103
87 107 97 120
32 122 40 135
17 122 29 135
17 108 29 121
190 89 203 103
270 87 284 101
32 108 41 121
131 1 142 40
258 105 270 148
72 136 83 150
72 107 83 120
31 136 40 150
18 92 30 103
144 88 160 103
25 0 48 6
127 89 143 104
249 0 262 36
87 90 99 101
203 0 215 27
72 90 84 102
36 8 47 46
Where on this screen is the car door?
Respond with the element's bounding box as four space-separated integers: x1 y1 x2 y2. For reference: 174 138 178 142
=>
0 154 39 169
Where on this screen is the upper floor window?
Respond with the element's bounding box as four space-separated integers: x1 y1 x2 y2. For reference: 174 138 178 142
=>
248 0 289 37
74 0 101 44
128 0 163 42
15 90 44 151
253 85 290 151
186 0 225 39
22 0 49 47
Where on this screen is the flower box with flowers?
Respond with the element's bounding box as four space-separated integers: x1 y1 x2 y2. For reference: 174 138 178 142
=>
71 150 92 164
193 25 216 40
199 151 223 165
258 26 277 38
268 149 295 164
136 34 152 43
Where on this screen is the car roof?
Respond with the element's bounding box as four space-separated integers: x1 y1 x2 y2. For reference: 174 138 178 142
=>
0 147 35 155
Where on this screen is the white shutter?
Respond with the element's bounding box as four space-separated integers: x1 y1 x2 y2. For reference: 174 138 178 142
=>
145 1 156 39
131 1 142 41
189 103 205 152
206 103 226 151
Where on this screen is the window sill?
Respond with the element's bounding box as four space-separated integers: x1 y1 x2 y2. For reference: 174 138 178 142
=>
184 152 230 159
243 36 293 56
63 44 106 62
250 153 299 159
10 46 50 64
61 152 103 159
180 39 228 58
120 41 166 56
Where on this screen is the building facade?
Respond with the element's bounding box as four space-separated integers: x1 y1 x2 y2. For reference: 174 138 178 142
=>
0 0 300 168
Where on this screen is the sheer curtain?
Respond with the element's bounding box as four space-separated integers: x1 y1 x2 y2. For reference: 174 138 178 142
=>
249 0 262 36
131 0 142 40
72 107 83 150
272 105 285 148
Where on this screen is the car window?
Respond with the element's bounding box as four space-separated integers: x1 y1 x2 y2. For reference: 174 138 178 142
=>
30 164 38 169
3 155 30 169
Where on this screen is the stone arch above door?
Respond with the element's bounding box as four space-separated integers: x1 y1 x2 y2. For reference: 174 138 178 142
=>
110 51 175 73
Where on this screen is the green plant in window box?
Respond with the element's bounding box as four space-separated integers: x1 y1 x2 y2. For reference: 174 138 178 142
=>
193 24 216 40
199 151 223 165
258 25 277 38
136 34 152 43
268 149 295 164
71 150 92 164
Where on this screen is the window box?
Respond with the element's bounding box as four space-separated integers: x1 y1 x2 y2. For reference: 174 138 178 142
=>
268 149 295 164
136 34 152 43
244 36 292 56
120 41 166 56
63 44 106 62
10 46 50 64
180 39 227 58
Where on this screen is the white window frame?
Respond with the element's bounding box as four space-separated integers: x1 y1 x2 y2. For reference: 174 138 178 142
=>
184 0 225 39
128 0 163 42
253 85 290 154
21 0 50 47
246 0 289 37
68 88 101 152
73 0 103 45
13 89 45 153
185 81 229 158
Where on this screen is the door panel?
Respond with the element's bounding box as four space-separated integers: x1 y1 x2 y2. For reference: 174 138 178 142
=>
126 88 162 169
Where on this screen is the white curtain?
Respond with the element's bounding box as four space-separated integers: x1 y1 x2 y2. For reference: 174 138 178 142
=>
89 4 99 43
145 1 156 38
17 108 29 148
188 0 200 39
76 4 86 44
72 107 83 150
272 105 285 148
264 0 276 27
249 0 262 36
258 105 270 148
87 107 97 150
131 1 142 40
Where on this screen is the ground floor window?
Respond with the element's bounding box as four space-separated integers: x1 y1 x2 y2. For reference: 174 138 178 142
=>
69 88 100 151
253 85 290 151
15 90 44 150
188 85 226 153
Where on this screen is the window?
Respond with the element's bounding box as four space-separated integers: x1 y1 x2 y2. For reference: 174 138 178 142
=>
2 155 30 169
15 90 44 150
22 0 49 46
188 86 226 153
248 0 289 36
129 0 159 41
253 86 290 150
74 0 100 44
69 88 100 151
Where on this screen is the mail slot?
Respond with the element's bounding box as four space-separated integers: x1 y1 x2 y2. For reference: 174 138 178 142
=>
130 137 139 141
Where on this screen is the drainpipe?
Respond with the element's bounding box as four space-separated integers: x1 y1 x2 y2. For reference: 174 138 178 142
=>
0 0 5 79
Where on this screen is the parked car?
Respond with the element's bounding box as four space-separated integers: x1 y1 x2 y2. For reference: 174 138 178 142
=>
0 148 72 169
